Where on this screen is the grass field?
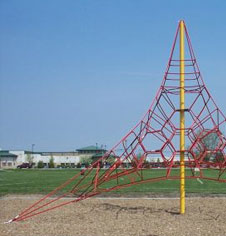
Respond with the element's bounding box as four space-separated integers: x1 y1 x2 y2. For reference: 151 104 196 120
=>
1 168 226 196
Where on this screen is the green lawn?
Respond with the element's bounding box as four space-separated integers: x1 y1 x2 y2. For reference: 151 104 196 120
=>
0 169 226 196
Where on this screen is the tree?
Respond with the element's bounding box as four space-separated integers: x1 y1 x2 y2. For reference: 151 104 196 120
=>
191 129 223 162
76 162 81 168
142 159 150 168
107 156 116 165
49 156 55 168
26 153 34 164
213 151 224 164
80 156 92 167
137 153 142 160
37 161 44 168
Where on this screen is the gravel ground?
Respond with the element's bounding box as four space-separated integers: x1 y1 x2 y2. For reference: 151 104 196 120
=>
1 195 226 236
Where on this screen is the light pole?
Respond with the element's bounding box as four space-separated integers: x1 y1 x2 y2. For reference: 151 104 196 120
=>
32 144 35 165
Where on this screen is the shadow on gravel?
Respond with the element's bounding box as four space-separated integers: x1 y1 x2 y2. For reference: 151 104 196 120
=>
91 203 181 219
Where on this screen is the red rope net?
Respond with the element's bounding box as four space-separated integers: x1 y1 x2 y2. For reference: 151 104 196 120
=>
10 21 226 222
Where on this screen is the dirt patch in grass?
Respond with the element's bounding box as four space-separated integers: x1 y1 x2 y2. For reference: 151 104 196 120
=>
0 196 226 236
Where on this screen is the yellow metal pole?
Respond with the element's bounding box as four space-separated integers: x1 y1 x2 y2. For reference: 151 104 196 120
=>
180 20 185 214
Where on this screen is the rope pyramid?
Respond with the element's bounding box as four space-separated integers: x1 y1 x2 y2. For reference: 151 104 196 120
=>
9 21 226 222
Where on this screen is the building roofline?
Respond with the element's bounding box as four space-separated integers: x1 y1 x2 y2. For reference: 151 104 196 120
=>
76 145 106 151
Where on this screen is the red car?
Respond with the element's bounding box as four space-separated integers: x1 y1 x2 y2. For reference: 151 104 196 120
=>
17 163 32 169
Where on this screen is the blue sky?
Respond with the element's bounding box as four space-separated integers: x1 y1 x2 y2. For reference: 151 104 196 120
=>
0 0 226 151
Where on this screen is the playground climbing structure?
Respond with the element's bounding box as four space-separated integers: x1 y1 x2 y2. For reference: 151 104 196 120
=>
9 21 226 222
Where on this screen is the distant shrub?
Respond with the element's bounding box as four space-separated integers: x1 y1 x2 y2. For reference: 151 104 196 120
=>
49 156 55 168
61 163 66 168
37 161 44 168
71 163 75 168
84 162 90 168
76 163 81 168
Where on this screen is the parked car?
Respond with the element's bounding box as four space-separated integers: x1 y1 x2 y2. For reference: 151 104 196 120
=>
17 163 32 169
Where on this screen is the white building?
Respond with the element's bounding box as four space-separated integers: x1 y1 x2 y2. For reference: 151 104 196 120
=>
10 150 80 168
0 151 17 168
0 145 107 169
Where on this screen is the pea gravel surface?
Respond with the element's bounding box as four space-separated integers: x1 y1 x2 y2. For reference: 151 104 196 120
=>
0 195 226 236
